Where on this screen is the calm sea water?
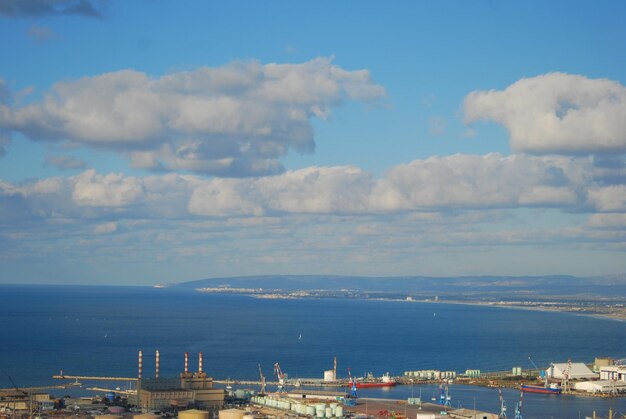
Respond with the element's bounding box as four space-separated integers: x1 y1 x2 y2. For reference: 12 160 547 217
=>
1 284 625 418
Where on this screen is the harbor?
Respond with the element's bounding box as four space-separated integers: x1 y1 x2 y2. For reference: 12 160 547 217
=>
3 351 626 419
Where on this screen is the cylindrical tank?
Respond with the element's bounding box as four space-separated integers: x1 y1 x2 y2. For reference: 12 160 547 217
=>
179 409 210 419
325 407 332 417
335 406 344 417
316 403 325 418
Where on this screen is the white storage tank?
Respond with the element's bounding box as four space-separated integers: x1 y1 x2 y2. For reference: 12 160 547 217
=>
179 410 210 419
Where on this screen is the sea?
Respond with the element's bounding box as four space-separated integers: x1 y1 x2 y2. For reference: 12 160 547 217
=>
1 284 625 418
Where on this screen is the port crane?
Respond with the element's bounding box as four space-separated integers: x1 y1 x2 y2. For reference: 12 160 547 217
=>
258 364 266 394
498 388 507 418
347 368 357 398
513 391 523 419
561 358 572 393
527 355 545 380
274 362 285 392
438 380 451 407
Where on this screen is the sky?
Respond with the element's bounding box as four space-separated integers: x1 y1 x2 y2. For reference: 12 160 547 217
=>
1 0 626 285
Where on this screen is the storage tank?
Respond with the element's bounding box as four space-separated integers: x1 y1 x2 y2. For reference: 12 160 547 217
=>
179 409 210 419
218 409 245 419
335 405 343 417
134 414 159 419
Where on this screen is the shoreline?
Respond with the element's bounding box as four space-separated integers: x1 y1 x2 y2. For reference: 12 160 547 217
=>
195 287 626 322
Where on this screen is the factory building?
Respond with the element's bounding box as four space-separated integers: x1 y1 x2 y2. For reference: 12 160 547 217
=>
323 357 338 382
574 380 626 394
545 362 598 380
600 365 626 382
133 351 224 411
404 370 457 380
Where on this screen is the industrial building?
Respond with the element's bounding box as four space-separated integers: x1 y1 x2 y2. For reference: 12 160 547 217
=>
404 370 457 380
323 357 338 382
545 362 598 380
599 365 626 382
132 351 224 411
574 380 626 394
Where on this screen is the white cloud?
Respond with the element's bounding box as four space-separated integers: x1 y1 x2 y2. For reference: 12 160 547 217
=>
370 153 585 211
0 154 608 219
72 169 143 207
587 185 626 212
93 221 117 234
464 72 626 154
0 58 385 176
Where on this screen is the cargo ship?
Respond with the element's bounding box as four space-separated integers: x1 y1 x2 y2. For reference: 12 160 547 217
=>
521 383 562 394
353 372 397 388
355 381 397 388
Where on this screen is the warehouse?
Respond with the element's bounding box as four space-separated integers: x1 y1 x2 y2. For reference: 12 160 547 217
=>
546 363 598 380
574 380 626 394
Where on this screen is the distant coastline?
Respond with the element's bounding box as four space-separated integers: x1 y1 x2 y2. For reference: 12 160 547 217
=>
193 285 626 321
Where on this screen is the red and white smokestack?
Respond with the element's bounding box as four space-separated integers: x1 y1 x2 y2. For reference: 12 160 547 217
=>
138 350 143 379
155 350 160 381
184 352 189 373
198 352 203 373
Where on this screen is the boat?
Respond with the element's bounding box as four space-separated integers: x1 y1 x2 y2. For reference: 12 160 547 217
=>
521 383 562 394
353 372 397 388
355 381 397 388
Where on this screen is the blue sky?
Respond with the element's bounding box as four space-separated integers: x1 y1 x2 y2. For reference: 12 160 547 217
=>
1 0 626 284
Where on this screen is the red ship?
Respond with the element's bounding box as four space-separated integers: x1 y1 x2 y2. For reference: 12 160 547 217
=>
355 381 397 388
521 384 562 395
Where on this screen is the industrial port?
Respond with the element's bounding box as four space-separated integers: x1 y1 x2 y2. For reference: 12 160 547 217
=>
2 351 626 419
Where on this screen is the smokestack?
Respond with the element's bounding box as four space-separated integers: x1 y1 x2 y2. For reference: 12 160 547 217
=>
156 350 160 381
184 352 189 373
198 352 203 373
138 351 143 379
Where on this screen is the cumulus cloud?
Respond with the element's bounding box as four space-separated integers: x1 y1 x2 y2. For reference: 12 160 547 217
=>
0 58 385 176
587 185 626 212
3 154 626 279
464 72 626 154
0 0 103 17
72 169 143 207
3 153 625 226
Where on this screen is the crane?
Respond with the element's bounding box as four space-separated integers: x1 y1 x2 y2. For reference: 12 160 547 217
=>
513 391 523 419
498 387 507 418
347 368 357 398
561 358 572 393
444 380 452 407
8 375 33 418
274 362 285 392
527 356 542 380
258 364 266 394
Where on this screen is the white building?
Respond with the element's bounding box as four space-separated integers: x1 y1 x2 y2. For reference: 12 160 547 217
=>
600 365 626 382
574 380 626 394
546 363 598 380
